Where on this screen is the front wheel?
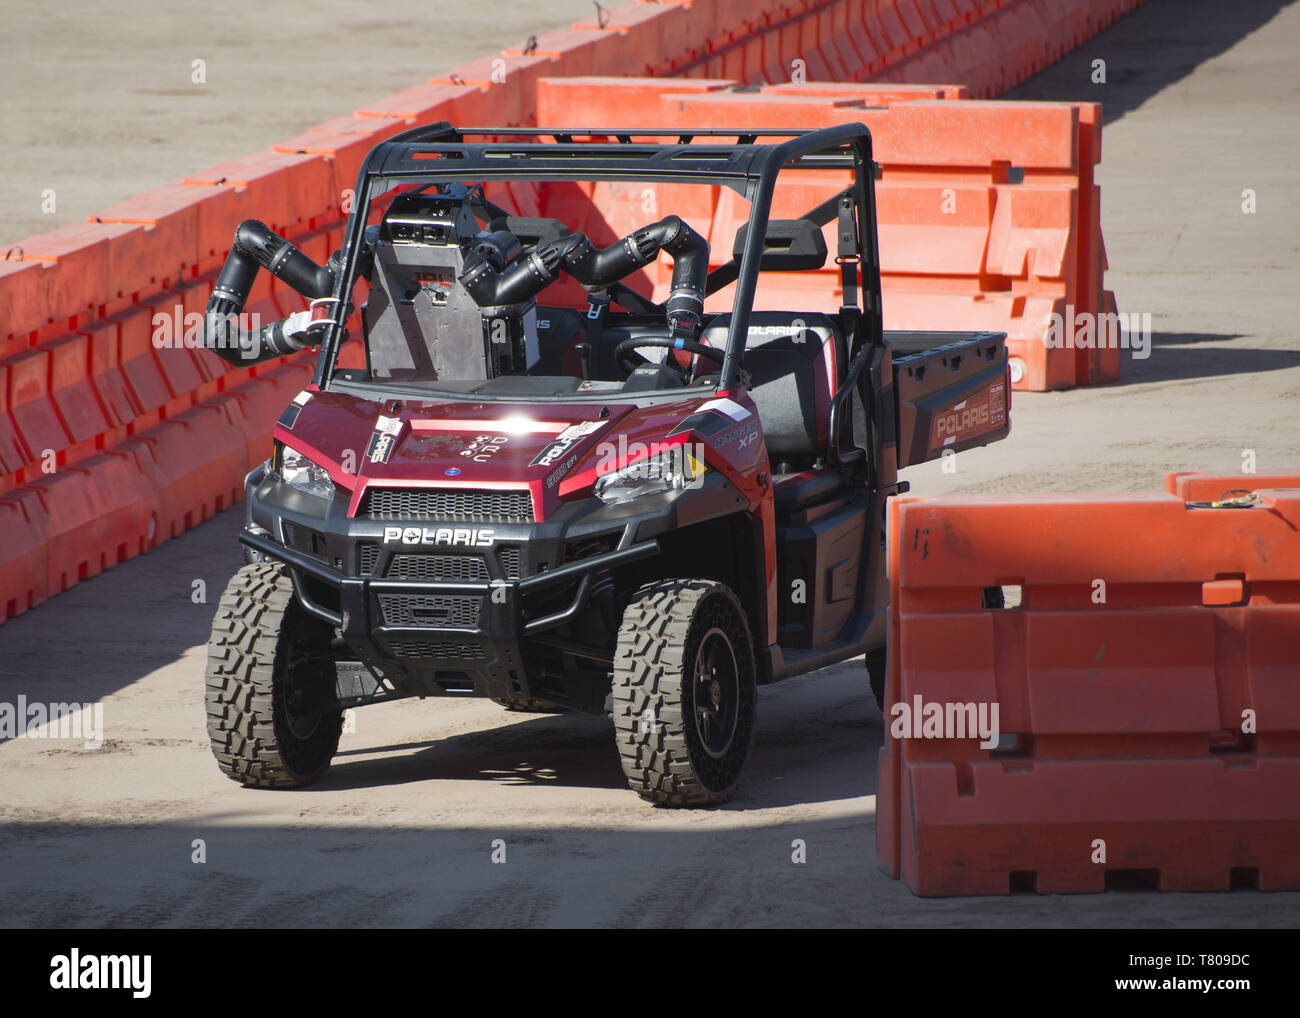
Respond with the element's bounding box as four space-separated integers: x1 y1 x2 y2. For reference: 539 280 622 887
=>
205 562 343 788
612 579 757 807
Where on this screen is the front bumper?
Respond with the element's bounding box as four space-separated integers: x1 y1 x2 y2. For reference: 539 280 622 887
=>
240 464 662 700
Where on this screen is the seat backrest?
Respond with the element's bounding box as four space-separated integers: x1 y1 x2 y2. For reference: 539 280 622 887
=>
702 312 844 464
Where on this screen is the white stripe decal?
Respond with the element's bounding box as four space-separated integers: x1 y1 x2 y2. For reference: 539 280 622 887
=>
698 397 751 421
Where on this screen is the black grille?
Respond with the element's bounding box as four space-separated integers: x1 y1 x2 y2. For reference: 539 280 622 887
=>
285 523 327 560
361 487 533 521
390 640 485 660
387 554 488 582
363 548 518 580
499 547 521 580
378 594 481 628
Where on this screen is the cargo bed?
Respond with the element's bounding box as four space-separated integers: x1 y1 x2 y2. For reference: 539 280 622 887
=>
887 330 1010 468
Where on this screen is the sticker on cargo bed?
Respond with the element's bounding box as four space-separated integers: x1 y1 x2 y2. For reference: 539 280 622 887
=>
530 420 606 468
988 382 1006 427
367 414 404 464
929 386 1003 450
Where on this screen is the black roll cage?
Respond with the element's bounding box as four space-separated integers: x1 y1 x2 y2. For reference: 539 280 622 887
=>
313 122 885 396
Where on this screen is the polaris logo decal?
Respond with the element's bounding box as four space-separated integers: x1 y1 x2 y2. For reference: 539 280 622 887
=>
936 402 989 438
929 382 1005 449
367 415 404 464
382 526 496 547
530 420 606 468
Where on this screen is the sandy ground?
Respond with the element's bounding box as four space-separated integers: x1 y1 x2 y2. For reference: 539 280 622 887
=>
0 0 1298 928
0 0 597 243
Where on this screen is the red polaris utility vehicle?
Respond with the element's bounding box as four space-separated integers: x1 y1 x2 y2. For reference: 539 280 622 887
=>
201 123 1009 806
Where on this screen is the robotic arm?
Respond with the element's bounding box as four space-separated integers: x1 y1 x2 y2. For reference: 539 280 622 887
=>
458 215 709 339
202 220 349 366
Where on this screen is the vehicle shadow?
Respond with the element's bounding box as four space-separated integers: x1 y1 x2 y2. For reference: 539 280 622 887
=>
317 662 882 811
1005 0 1293 124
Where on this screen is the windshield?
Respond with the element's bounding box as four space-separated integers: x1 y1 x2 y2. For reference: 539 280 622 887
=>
323 156 860 403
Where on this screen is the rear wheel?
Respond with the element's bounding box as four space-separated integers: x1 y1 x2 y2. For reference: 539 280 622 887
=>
612 579 757 807
205 562 343 788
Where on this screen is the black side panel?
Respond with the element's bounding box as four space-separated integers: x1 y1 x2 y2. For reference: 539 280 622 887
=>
775 493 870 650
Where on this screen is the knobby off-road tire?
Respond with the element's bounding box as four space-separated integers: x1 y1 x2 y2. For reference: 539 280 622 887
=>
205 562 343 788
612 579 757 807
490 697 563 713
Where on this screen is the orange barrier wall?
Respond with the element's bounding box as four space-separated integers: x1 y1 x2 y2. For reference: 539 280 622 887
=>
876 474 1300 895
0 0 1145 622
536 78 1114 392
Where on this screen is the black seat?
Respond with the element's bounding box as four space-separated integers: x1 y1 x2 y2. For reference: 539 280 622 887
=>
772 470 843 515
702 311 845 469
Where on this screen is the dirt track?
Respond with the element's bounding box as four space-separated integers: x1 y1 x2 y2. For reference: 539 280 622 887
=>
1 0 1298 928
0 0 596 242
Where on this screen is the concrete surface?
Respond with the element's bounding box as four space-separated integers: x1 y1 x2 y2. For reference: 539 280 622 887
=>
1 0 1298 928
0 0 596 243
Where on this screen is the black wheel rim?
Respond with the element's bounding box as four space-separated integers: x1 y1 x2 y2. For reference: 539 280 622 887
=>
693 626 739 759
281 646 327 741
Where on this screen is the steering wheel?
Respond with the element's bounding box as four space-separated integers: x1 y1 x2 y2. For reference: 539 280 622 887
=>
615 336 724 379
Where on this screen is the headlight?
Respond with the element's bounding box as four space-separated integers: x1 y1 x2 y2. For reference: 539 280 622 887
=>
593 445 704 506
278 444 335 500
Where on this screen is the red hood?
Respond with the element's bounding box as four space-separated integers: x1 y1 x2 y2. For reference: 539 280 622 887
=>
271 387 715 520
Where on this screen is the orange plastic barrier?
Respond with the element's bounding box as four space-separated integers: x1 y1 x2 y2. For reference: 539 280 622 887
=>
92 187 213 287
1165 471 1300 502
0 360 32 481
877 484 1300 895
537 82 1108 391
0 259 49 358
0 490 50 617
7 348 70 481
537 77 740 127
181 151 334 237
19 454 157 596
80 320 141 439
46 332 111 465
646 0 1146 96
110 304 174 428
152 405 252 540
7 222 143 336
